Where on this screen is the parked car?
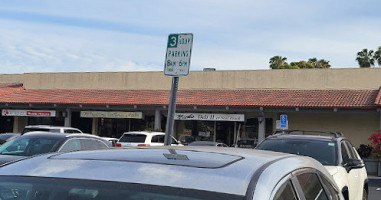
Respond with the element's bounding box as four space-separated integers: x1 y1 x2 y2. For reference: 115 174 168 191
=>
115 131 182 147
256 130 368 200
188 141 228 147
101 137 119 147
0 133 20 145
22 125 83 135
0 132 111 165
0 146 344 199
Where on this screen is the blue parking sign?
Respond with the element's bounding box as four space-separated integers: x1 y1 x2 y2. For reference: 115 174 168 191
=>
280 114 287 128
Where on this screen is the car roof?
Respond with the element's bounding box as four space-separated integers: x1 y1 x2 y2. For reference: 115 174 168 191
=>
17 132 104 139
122 131 165 136
0 146 331 197
266 133 340 142
24 125 80 130
188 141 222 146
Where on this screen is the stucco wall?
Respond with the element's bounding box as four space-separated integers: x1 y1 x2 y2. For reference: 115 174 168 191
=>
18 68 381 90
285 112 379 147
0 74 24 84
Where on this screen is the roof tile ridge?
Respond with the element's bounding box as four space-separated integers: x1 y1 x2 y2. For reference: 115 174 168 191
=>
374 87 381 105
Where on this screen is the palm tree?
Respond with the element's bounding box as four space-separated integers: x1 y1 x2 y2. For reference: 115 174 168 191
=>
316 59 331 68
356 49 375 68
374 46 381 67
269 56 287 69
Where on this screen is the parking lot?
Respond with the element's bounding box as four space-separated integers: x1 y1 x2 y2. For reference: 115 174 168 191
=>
369 178 381 200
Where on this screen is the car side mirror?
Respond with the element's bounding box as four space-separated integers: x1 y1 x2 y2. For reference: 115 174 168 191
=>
344 158 364 172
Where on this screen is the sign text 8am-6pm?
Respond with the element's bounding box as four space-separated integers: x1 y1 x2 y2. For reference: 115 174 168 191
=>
164 33 193 76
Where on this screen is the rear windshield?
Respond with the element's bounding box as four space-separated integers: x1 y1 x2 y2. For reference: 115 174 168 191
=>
0 176 244 200
0 136 64 156
257 139 337 165
119 134 146 143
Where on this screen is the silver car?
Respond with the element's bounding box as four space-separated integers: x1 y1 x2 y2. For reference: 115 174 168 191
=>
0 147 344 200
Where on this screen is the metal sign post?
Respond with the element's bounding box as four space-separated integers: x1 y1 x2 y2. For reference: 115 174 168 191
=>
164 33 193 146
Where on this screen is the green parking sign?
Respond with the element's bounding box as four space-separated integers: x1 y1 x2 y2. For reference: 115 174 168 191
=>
164 33 193 76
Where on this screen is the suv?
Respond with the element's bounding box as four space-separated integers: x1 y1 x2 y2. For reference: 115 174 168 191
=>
115 131 182 147
22 125 83 135
256 130 368 200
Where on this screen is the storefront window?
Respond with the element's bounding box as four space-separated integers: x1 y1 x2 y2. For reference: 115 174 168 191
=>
0 117 14 133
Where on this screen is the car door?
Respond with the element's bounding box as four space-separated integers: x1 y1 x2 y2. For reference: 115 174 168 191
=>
341 140 362 200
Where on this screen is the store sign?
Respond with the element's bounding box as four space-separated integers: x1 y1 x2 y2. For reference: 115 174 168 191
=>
80 111 143 119
175 113 245 122
2 109 56 117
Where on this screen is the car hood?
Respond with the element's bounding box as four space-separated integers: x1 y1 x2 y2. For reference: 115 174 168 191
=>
0 155 27 165
324 165 339 176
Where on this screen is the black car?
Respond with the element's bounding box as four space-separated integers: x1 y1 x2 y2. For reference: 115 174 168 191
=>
0 132 111 165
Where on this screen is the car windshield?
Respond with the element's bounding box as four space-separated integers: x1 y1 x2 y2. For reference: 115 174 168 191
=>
257 139 337 165
0 176 244 200
119 134 146 143
0 137 63 156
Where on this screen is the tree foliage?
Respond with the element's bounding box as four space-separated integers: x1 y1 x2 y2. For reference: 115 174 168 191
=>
269 56 331 69
356 49 375 68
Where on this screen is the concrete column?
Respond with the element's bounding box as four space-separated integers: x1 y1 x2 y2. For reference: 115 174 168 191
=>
258 113 266 144
91 118 99 135
154 110 162 131
13 116 28 133
64 108 72 127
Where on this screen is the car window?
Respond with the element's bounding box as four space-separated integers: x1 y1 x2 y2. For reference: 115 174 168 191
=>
257 139 337 165
59 139 81 152
0 137 62 156
119 134 146 143
274 180 298 200
64 129 82 133
343 140 358 159
340 142 350 164
171 137 179 145
320 175 340 200
80 139 109 150
296 173 328 200
151 135 165 143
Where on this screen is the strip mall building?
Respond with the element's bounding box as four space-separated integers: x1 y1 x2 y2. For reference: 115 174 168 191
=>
1 68 381 147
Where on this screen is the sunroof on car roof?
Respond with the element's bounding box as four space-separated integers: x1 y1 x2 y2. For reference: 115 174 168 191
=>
50 148 243 168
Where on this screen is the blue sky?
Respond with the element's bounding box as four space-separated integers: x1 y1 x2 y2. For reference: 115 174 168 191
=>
0 0 380 74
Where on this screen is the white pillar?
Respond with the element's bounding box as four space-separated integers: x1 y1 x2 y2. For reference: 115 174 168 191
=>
64 108 72 127
258 113 266 144
154 110 162 131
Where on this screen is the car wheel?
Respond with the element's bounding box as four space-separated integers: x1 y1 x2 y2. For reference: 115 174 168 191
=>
362 188 368 200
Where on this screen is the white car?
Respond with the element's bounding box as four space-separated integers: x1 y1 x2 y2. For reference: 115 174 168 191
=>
22 125 83 134
115 131 182 147
256 130 368 200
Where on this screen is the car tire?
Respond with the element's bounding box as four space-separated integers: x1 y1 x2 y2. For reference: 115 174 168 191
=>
362 188 368 200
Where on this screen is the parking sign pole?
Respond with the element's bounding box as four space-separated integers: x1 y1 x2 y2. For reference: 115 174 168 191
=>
164 76 179 146
163 33 193 146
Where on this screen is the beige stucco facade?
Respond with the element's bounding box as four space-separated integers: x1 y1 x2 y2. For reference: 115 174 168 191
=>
1 68 380 90
1 68 381 147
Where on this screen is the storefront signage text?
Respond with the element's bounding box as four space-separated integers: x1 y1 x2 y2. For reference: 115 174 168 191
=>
80 111 143 119
2 109 56 117
175 113 245 122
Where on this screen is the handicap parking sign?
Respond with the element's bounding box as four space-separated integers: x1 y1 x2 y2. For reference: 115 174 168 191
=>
280 114 288 129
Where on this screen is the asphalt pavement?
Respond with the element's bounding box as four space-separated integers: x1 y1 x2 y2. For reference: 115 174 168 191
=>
368 177 381 200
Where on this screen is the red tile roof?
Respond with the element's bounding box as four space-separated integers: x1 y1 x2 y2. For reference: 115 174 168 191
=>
0 88 379 109
0 83 24 96
375 87 381 106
